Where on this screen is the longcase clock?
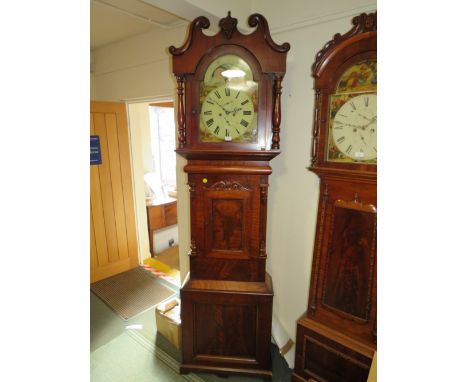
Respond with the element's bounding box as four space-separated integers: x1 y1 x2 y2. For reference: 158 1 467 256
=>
292 12 377 382
169 12 289 379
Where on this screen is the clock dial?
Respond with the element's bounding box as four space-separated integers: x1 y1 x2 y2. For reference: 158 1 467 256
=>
201 86 255 141
326 59 377 164
199 54 258 143
332 94 377 161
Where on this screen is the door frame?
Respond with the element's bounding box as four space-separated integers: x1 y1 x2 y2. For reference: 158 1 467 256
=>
125 96 188 282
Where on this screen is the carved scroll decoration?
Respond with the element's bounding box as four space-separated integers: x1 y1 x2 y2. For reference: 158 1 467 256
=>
207 180 251 192
248 14 291 53
312 12 377 76
168 17 210 56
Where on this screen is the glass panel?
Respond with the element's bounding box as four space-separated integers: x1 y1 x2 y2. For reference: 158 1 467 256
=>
326 60 377 164
199 55 258 143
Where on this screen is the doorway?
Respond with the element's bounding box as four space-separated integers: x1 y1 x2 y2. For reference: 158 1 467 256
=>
127 100 181 286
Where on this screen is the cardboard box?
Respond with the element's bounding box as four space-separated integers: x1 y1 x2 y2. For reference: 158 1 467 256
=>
155 298 181 349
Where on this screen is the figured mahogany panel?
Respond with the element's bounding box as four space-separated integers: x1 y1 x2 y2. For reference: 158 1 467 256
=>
211 199 244 251
180 275 274 378
190 258 265 282
194 303 257 358
322 205 376 321
303 335 369 382
305 176 377 345
203 185 251 259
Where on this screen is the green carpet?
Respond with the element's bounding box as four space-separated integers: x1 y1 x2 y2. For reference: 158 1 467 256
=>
91 290 292 382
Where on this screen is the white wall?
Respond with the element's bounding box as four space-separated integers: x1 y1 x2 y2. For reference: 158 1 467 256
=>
91 0 376 360
92 25 188 101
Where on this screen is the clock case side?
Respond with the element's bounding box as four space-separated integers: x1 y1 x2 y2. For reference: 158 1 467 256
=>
170 13 290 160
310 12 377 178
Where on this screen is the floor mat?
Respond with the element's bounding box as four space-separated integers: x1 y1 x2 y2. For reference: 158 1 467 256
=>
91 267 175 320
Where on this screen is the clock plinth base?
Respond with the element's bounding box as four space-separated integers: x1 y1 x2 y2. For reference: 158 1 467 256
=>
292 313 375 382
180 274 274 379
180 363 273 380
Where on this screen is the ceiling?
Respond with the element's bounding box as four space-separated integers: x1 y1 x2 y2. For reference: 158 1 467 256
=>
90 0 186 50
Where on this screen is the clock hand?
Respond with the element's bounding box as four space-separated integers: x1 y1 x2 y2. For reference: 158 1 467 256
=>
210 98 229 113
225 106 243 116
359 133 367 145
222 115 231 125
231 107 243 116
360 116 377 130
358 113 372 122
344 123 366 129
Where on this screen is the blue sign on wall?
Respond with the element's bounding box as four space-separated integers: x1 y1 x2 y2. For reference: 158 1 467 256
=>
90 135 102 165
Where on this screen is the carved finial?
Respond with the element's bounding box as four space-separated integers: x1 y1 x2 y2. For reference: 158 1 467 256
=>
219 11 237 39
353 12 377 32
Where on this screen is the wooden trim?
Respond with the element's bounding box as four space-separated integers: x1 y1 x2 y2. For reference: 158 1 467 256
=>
149 101 174 108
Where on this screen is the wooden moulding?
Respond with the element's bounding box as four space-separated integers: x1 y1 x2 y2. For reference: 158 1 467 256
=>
184 160 272 175
184 272 273 295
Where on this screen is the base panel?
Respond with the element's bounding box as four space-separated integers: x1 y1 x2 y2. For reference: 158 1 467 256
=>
293 313 375 382
180 274 274 379
180 363 273 379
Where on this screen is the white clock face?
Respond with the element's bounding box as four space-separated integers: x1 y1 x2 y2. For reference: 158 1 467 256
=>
200 85 255 141
331 94 377 161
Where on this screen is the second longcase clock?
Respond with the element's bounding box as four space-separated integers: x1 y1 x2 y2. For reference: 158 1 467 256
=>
292 12 377 382
170 12 289 378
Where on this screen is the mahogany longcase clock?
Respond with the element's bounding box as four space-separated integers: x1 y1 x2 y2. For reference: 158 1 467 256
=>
292 13 377 382
169 13 289 378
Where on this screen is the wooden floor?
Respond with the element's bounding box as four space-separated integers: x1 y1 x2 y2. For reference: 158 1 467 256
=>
156 246 180 271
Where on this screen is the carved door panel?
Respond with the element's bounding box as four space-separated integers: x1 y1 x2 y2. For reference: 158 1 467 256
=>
203 184 252 259
188 173 266 281
309 178 377 343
